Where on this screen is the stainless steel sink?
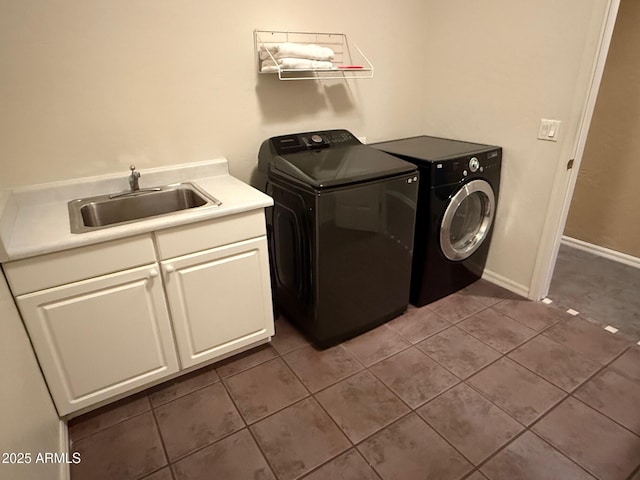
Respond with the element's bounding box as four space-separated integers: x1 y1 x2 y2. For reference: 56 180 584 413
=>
68 182 221 233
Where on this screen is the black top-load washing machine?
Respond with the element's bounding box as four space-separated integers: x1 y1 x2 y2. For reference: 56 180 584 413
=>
372 135 502 306
257 129 418 347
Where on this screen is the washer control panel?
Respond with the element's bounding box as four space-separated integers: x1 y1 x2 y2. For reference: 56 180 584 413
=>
270 129 361 155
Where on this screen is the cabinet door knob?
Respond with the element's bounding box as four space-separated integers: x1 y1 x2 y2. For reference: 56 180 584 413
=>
165 265 176 274
149 269 159 278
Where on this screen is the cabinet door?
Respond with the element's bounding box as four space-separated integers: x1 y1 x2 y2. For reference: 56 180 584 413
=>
163 237 274 368
16 264 179 416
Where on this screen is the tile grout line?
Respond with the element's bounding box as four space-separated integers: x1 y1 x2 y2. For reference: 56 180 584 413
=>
67 402 152 445
435 316 606 475
233 340 351 480
456 319 640 478
496 345 639 479
563 345 640 440
523 403 627 480
141 345 307 470
149 380 245 468
297 448 385 480
214 374 279 477
152 334 394 479
416 394 517 472
545 295 640 344
275 323 473 477
459 336 604 479
434 302 493 326
143 375 241 470
278 343 379 475
221 357 312 426
274 322 473 478
450 300 568 350
215 345 280 380
304 324 492 477
626 464 640 480
243 427 280 480
458 307 633 398
147 404 175 480
147 375 222 410
280 350 414 480
565 392 640 440
279 342 366 394
269 303 509 407
153 378 277 477
473 425 597 480
501 321 609 394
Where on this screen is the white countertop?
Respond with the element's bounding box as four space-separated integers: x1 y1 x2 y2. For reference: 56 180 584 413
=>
0 158 273 262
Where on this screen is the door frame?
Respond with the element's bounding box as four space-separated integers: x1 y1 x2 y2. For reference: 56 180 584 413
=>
528 0 621 300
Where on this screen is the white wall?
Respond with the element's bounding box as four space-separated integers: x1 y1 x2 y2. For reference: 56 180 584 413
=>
420 0 610 295
0 270 63 480
0 0 427 189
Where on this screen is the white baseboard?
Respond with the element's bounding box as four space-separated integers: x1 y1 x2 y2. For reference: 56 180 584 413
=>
482 268 530 299
561 236 640 270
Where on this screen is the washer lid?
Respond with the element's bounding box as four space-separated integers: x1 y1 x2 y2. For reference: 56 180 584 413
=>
374 135 498 162
271 144 417 188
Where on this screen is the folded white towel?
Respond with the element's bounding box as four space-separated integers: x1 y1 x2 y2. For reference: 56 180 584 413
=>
260 65 281 73
259 42 334 61
261 57 333 71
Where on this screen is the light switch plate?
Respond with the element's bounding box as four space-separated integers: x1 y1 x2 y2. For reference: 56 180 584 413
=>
538 119 561 142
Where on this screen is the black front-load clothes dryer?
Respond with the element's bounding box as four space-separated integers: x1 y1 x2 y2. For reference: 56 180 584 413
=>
256 129 419 348
372 135 502 307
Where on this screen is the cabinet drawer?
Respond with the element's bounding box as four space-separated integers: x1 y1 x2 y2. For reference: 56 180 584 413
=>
4 234 156 295
155 210 267 259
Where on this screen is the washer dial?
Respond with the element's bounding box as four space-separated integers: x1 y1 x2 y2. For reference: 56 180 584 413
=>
469 157 480 172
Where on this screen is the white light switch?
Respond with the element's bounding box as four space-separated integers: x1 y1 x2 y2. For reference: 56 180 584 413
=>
538 119 561 142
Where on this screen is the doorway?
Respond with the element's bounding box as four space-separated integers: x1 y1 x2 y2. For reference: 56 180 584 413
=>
546 0 640 341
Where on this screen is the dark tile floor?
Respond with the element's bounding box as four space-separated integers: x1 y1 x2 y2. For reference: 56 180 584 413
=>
68 279 640 480
549 244 640 340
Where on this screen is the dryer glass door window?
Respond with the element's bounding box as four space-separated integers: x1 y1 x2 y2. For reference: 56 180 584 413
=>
440 179 495 261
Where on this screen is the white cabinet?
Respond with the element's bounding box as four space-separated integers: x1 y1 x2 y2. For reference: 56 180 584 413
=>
14 263 179 416
3 210 274 416
162 237 274 368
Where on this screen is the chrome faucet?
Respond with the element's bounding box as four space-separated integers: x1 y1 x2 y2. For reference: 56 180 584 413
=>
129 165 140 192
109 165 160 199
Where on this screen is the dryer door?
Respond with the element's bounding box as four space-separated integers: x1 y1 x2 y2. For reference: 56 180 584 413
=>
440 179 495 261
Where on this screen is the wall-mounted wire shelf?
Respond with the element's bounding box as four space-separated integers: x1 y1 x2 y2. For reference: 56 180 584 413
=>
254 30 374 81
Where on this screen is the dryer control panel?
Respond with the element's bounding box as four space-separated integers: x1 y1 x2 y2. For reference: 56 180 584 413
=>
433 149 502 186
